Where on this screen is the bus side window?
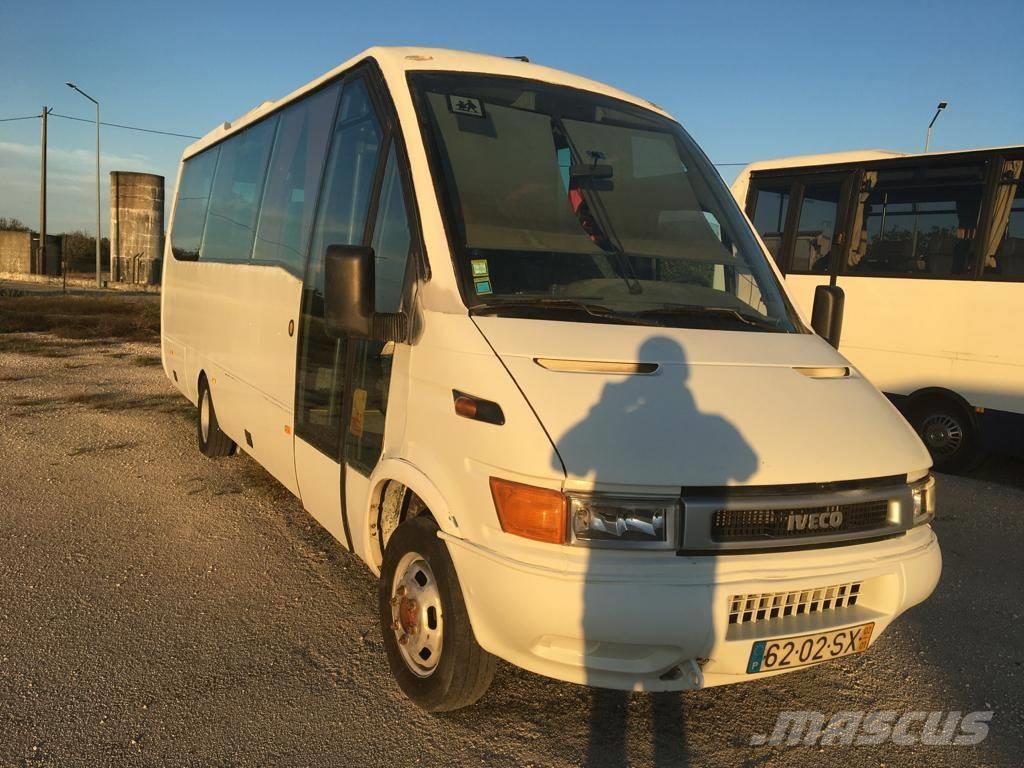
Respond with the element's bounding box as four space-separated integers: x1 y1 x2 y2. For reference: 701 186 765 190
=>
792 183 841 274
253 84 341 274
982 160 1024 279
171 148 220 260
749 183 790 265
202 117 278 263
346 146 413 474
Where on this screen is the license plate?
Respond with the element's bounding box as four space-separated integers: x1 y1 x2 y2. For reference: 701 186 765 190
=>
747 622 874 673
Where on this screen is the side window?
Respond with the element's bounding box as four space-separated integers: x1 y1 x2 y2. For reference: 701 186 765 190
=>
253 84 341 273
346 146 414 473
792 183 841 273
295 80 383 455
849 165 985 277
202 117 278 263
171 148 219 260
982 159 1024 279
749 182 791 263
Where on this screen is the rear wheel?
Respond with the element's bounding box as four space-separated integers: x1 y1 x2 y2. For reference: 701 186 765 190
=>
197 377 235 458
909 396 981 474
378 515 495 711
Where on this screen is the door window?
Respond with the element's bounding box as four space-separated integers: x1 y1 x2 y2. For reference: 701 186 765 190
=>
750 183 791 263
345 146 414 473
792 183 841 273
295 79 383 455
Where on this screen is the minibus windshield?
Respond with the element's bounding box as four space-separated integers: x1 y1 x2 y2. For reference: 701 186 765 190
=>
410 72 800 332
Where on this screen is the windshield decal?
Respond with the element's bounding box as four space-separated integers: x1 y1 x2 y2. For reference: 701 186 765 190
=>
448 95 485 118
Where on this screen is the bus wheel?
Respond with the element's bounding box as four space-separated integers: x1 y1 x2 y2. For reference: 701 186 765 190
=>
910 397 981 474
378 515 495 711
197 377 236 458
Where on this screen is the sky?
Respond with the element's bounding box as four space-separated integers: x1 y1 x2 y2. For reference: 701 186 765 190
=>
1 0 1021 235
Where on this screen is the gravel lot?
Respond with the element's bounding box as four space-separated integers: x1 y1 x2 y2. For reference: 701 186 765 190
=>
1 333 1021 767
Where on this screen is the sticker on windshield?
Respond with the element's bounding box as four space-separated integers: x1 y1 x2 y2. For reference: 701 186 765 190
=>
473 277 493 295
448 95 485 118
471 259 489 278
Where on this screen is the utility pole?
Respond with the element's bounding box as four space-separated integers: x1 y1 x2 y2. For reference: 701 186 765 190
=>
66 82 102 288
39 107 48 277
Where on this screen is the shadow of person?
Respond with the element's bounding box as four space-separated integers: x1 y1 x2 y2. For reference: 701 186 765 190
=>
552 335 757 767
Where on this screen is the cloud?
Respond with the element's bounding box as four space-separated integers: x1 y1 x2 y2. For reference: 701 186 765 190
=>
0 140 159 233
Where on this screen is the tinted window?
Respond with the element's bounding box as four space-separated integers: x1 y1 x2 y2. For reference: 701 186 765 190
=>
750 184 790 262
848 168 984 277
171 148 219 260
253 84 341 273
983 159 1024 279
345 147 414 474
203 117 278 263
792 183 840 273
295 80 383 455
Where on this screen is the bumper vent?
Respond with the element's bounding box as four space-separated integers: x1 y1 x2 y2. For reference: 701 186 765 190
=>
711 500 889 542
728 582 860 625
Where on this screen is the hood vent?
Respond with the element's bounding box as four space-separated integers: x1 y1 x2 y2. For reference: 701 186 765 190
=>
794 366 851 379
534 358 659 375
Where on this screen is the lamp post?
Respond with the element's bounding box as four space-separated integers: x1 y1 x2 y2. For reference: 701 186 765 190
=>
924 101 948 153
66 81 102 288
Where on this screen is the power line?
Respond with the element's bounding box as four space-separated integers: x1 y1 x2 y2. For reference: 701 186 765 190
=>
0 111 199 139
49 113 200 139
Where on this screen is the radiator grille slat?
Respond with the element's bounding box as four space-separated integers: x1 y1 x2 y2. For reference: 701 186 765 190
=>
728 582 861 625
711 500 889 542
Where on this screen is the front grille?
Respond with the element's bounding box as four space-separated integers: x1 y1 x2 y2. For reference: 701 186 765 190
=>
711 500 889 542
728 582 861 625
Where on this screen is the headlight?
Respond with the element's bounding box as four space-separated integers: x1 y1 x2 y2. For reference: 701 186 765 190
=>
911 475 936 527
569 495 679 549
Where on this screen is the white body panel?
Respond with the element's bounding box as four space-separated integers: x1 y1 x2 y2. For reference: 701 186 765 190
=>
161 48 941 694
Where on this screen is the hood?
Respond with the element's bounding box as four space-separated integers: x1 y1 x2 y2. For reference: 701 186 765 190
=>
474 317 930 488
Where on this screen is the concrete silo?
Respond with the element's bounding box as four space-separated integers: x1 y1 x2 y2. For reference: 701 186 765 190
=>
110 171 165 284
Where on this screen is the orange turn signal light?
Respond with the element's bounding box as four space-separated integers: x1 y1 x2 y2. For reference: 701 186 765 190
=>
489 477 567 544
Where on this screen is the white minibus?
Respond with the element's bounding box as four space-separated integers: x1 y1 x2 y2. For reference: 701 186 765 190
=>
732 147 1024 472
162 47 940 711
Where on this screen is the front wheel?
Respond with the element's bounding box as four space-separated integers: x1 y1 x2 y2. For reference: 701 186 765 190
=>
378 515 495 711
197 377 236 458
909 397 982 474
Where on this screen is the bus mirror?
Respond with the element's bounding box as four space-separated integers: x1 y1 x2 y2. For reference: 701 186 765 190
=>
811 284 845 348
324 244 374 339
323 244 410 343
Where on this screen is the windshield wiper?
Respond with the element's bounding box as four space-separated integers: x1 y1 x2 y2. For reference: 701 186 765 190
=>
471 298 657 326
633 305 783 331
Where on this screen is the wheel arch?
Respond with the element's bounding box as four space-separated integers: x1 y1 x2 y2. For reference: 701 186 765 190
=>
363 458 455 574
906 386 977 423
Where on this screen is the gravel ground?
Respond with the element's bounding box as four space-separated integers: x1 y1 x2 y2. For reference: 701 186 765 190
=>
0 333 1022 767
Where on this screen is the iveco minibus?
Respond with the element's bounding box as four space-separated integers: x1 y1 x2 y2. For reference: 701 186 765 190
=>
161 48 940 710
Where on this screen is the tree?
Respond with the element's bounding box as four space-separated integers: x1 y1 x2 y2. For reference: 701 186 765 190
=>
0 217 30 231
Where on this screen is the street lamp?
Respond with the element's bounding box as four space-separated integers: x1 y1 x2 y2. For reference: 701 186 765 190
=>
924 101 948 154
66 81 102 288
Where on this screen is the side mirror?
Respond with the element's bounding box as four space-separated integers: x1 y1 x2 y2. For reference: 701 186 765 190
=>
323 244 409 342
810 284 845 348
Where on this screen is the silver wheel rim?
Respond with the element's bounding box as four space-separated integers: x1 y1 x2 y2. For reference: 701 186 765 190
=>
389 551 443 677
200 389 211 443
921 413 963 456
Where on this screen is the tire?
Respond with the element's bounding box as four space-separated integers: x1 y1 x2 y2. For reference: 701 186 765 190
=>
197 376 236 458
378 515 496 711
909 396 982 474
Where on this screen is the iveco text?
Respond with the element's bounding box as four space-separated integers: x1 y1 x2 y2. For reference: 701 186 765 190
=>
161 47 941 710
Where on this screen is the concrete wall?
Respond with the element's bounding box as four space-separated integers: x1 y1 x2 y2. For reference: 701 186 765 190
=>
110 171 164 285
0 230 32 273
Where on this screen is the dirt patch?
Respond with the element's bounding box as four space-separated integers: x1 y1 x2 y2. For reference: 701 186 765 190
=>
0 294 159 341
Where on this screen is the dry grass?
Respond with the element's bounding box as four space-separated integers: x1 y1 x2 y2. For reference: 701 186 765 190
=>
0 292 160 341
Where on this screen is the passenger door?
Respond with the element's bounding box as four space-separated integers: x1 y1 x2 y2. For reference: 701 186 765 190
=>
293 73 416 553
294 76 384 546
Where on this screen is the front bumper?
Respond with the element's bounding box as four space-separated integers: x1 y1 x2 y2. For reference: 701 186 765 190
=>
443 525 941 691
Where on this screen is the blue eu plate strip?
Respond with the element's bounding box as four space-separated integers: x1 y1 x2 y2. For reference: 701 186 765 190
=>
747 641 766 673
